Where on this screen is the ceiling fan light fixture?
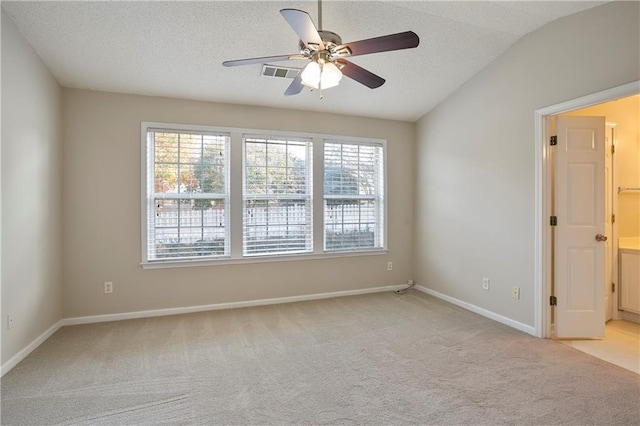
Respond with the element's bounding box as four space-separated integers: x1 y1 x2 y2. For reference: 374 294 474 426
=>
320 62 343 89
301 61 321 89
301 61 342 90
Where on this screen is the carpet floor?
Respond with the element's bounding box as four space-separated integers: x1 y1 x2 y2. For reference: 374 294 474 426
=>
1 290 639 425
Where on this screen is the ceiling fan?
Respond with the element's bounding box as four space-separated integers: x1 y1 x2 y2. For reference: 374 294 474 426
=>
222 1 419 96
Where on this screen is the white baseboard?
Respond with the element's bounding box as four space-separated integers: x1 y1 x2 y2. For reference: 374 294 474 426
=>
62 284 407 326
2 285 406 376
414 285 536 336
1 320 63 377
0 283 426 376
621 310 640 324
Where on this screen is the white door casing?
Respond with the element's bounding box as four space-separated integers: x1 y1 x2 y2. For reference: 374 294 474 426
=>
555 116 606 338
605 124 613 321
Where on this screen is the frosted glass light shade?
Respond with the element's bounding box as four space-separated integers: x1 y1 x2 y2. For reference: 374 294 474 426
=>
301 61 343 90
320 62 342 89
301 62 321 89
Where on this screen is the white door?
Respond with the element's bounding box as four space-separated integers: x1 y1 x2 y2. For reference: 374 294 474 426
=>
555 116 606 338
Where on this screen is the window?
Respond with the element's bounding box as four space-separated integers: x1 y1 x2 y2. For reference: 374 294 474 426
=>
324 141 384 251
243 135 313 255
142 122 386 267
144 128 230 261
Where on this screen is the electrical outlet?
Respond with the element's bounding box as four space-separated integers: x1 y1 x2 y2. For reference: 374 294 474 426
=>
512 286 520 300
482 278 490 291
7 313 14 330
387 262 393 271
104 281 113 294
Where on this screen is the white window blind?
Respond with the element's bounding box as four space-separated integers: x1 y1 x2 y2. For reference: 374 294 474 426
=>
243 135 313 255
146 129 230 261
323 141 384 251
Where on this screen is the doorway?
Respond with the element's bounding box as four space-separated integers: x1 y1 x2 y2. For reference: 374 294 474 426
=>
534 81 640 339
560 96 640 319
555 95 640 333
535 84 640 371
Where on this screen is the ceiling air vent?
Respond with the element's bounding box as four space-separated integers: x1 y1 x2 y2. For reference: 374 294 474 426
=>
261 65 300 79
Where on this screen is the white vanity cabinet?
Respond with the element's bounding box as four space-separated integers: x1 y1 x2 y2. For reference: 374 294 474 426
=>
619 242 640 314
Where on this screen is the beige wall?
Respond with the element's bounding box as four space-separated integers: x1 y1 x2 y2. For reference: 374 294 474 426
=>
414 1 640 327
1 9 63 364
565 95 640 238
62 89 415 318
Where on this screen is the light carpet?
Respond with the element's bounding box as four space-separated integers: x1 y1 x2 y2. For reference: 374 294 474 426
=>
1 290 639 425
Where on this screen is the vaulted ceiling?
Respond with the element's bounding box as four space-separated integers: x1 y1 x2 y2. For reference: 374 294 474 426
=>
2 1 606 121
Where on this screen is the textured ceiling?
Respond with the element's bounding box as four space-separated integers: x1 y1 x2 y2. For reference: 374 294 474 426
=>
2 1 607 122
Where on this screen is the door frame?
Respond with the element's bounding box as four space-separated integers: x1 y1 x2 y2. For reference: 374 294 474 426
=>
534 80 639 338
606 122 620 321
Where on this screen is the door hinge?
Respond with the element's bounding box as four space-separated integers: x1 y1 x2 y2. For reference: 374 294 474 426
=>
612 213 616 224
550 296 557 306
550 216 558 226
550 135 558 146
611 144 615 154
612 283 615 292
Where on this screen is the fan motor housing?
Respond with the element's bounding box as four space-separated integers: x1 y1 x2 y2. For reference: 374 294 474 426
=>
299 30 343 52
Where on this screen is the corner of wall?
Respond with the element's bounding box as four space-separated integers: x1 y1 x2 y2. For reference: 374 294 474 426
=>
1 7 64 373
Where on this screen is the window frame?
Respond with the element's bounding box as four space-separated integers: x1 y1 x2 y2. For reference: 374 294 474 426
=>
142 123 231 264
141 122 387 269
323 140 385 253
242 134 314 257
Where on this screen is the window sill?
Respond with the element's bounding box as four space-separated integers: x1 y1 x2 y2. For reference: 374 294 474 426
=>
141 249 388 269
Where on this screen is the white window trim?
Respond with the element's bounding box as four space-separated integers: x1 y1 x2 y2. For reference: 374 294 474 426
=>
322 140 386 252
141 122 388 269
142 123 231 263
242 134 314 256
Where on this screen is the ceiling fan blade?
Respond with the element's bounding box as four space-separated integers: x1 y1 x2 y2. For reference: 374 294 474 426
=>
222 54 304 67
336 59 385 89
336 31 419 57
280 9 325 50
284 71 304 96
